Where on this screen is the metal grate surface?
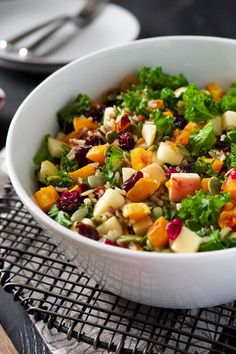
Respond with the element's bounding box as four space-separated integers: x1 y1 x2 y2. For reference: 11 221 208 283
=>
1 182 236 354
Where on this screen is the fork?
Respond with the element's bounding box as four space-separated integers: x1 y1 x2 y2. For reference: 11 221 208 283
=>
0 0 107 57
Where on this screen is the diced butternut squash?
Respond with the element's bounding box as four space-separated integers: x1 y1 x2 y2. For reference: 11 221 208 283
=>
130 147 153 170
127 177 159 202
34 186 59 212
62 130 81 144
86 145 108 165
123 203 151 221
201 178 210 193
212 159 223 173
73 117 98 132
133 216 153 236
218 208 236 229
68 165 96 181
206 82 224 101
175 130 190 145
222 175 236 200
147 216 169 250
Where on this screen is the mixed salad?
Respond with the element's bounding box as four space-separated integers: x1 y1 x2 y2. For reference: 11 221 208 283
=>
33 66 236 253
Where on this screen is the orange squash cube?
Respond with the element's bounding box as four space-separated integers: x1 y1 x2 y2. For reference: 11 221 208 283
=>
130 147 153 170
147 216 169 250
86 145 108 165
34 185 59 212
68 165 96 181
123 203 151 221
127 177 159 202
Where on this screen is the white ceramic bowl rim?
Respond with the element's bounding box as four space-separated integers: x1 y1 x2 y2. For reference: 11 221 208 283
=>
6 35 236 261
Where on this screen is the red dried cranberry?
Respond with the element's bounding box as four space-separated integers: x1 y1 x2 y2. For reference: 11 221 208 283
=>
76 222 100 240
86 104 106 121
166 167 177 179
230 169 236 180
79 183 89 193
74 146 91 167
215 137 231 153
116 114 131 133
122 171 143 192
57 190 81 213
167 219 183 240
104 239 120 247
175 115 188 129
118 132 135 150
85 135 105 146
94 186 106 199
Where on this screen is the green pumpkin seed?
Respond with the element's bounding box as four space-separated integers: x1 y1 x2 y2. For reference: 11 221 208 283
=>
117 235 144 245
71 206 90 222
208 176 222 195
106 131 118 144
151 206 163 220
87 175 106 188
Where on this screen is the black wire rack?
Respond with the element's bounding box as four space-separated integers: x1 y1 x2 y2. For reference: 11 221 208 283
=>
1 182 236 354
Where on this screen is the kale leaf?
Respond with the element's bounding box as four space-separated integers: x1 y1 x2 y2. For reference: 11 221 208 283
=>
199 230 224 251
178 190 230 231
57 94 91 133
220 84 236 112
230 143 236 168
33 134 52 166
48 205 73 228
102 146 124 186
138 67 188 90
183 84 219 123
189 121 216 156
121 90 149 115
60 155 78 172
153 110 176 138
160 88 178 110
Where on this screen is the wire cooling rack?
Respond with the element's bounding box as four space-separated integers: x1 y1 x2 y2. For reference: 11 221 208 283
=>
1 182 236 353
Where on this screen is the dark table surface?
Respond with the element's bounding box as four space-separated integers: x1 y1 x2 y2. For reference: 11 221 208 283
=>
1 0 236 353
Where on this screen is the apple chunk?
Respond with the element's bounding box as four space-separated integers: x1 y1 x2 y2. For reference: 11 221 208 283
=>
157 141 184 165
169 173 201 202
170 226 202 253
141 163 166 184
93 189 125 218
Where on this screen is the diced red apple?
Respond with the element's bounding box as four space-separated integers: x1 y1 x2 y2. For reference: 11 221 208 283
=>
141 163 166 184
168 173 201 202
157 141 184 165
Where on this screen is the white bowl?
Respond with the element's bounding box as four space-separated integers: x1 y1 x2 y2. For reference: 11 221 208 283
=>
6 36 236 309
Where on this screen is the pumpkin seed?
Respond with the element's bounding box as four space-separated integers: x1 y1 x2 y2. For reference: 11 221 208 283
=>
117 235 144 245
87 175 106 188
151 206 163 220
208 176 222 195
106 131 118 144
71 206 90 222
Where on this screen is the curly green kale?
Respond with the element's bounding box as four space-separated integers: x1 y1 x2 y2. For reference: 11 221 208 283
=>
102 146 124 186
178 190 230 231
138 67 188 90
183 84 220 123
189 121 216 156
153 110 176 138
121 90 149 115
220 83 236 112
57 94 91 133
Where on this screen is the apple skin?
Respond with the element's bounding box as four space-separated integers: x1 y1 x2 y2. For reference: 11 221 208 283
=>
169 173 201 202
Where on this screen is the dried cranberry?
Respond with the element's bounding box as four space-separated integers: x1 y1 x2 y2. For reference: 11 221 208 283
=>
179 166 192 173
86 104 106 122
76 222 100 240
85 135 105 146
57 190 81 213
167 219 183 240
122 171 143 192
175 115 188 129
94 186 106 199
79 183 89 193
166 167 177 179
104 239 120 247
116 114 131 133
118 132 135 150
74 146 91 167
230 169 236 180
215 137 231 152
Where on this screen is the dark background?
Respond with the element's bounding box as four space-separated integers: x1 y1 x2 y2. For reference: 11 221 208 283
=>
1 0 236 353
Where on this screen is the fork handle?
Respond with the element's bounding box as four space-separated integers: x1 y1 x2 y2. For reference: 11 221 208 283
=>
20 18 68 54
6 15 66 45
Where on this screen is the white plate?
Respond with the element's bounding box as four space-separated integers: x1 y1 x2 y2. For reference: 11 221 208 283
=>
0 0 140 73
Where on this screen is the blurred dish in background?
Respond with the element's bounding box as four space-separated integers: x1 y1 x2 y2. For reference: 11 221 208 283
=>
0 0 140 73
